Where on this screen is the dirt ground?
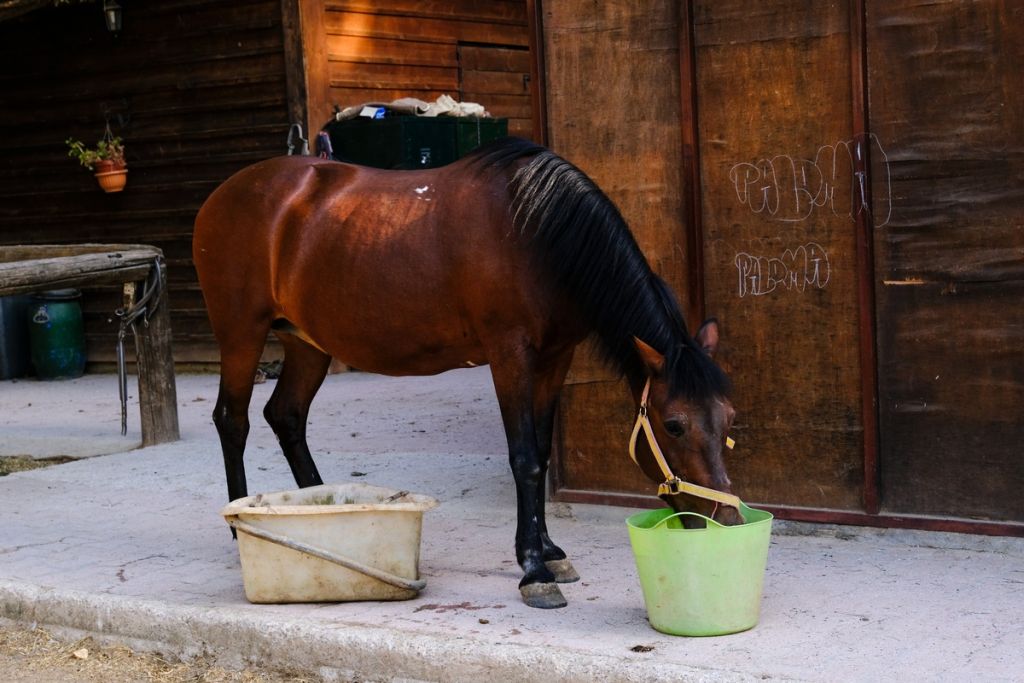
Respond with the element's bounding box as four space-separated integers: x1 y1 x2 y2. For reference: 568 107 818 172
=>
0 625 320 683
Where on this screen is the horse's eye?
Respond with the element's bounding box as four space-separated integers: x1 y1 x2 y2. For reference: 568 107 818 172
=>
663 418 686 438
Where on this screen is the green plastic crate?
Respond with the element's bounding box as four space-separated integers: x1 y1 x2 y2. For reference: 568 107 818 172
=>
453 117 508 157
325 115 508 170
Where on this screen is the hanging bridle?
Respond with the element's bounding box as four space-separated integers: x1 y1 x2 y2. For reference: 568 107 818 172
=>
628 378 741 509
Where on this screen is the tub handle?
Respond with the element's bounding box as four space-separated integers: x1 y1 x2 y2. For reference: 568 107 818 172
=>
227 518 427 592
652 510 745 530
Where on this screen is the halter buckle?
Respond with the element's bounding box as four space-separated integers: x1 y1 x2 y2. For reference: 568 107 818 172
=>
658 477 685 497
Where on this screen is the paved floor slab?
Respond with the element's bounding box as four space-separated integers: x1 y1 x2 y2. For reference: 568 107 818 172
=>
1 370 1022 681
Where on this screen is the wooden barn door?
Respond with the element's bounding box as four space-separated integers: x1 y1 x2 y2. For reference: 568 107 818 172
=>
544 0 873 510
690 1 868 511
543 0 1023 531
543 0 703 501
867 1 1024 523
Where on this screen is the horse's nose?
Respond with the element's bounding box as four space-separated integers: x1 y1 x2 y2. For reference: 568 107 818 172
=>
714 505 744 527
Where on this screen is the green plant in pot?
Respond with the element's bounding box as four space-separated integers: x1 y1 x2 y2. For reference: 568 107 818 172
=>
66 136 128 193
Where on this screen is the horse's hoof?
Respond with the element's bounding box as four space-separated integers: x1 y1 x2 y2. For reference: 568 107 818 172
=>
545 558 580 583
520 582 568 609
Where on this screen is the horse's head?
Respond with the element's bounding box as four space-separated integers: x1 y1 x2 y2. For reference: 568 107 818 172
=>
631 320 742 527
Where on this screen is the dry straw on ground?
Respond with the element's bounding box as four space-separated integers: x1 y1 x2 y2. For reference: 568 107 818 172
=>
0 625 318 683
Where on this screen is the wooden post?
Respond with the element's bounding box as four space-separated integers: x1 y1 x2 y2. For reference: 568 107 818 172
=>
297 0 330 134
280 0 310 134
134 261 180 446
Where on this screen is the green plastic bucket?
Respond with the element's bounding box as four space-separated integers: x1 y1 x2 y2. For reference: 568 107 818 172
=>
626 503 773 636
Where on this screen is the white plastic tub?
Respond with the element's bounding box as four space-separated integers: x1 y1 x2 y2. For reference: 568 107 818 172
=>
221 483 438 603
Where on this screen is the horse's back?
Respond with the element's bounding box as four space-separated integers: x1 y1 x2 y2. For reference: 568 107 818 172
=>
193 154 550 374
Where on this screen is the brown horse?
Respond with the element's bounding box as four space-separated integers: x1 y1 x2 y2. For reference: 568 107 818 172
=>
193 137 738 609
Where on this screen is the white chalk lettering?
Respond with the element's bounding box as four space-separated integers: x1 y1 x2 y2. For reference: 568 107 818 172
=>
728 134 891 227
735 242 831 298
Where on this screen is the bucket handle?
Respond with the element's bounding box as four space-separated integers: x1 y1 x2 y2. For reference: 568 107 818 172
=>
652 510 745 530
227 519 427 592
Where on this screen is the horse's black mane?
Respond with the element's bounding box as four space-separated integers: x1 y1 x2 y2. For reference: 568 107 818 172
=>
467 137 731 401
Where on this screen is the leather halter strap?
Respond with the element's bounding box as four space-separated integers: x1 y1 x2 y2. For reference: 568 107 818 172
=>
628 378 742 509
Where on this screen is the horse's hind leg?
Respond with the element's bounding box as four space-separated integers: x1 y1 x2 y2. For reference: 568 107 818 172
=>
213 324 270 504
263 332 332 488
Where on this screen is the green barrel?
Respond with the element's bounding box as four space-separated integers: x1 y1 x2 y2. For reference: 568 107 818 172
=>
28 289 86 380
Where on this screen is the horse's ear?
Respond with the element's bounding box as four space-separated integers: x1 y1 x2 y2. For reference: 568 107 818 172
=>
695 318 721 358
633 337 665 376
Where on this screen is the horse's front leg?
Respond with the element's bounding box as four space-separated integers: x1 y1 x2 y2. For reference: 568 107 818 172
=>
533 350 579 584
490 356 567 609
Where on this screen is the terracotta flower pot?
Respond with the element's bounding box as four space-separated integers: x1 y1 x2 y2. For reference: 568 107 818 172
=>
93 160 128 193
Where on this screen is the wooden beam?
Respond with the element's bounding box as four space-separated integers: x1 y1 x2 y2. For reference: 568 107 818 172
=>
300 0 332 132
280 0 310 134
0 249 165 295
850 0 881 515
526 0 548 145
0 245 180 446
551 488 1024 538
678 0 706 329
134 262 181 446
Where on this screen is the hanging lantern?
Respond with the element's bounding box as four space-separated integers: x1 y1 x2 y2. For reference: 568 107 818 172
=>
102 0 122 33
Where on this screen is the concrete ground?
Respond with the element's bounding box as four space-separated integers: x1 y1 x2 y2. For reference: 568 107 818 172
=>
0 369 1022 682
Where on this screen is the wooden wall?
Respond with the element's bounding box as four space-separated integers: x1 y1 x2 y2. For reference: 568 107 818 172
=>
0 0 293 365
692 0 864 510
546 0 1024 528
868 0 1024 521
542 0 696 498
301 0 533 138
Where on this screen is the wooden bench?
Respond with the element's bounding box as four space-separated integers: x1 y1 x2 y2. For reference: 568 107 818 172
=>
0 244 180 446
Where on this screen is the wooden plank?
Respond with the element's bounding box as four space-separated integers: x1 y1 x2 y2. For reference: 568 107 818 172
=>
328 86 451 111
325 0 526 25
849 0 880 514
328 61 458 91
556 380 653 496
281 0 310 132
868 0 1024 283
1 54 287 109
459 45 530 72
327 34 457 67
324 10 528 47
301 0 333 133
876 281 1024 521
544 0 695 493
459 93 531 120
678 0 705 329
526 0 547 144
868 0 1024 522
552 488 1024 537
693 0 863 509
460 69 527 96
0 265 153 297
0 250 164 295
0 244 159 263
507 118 532 139
111 1 282 39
